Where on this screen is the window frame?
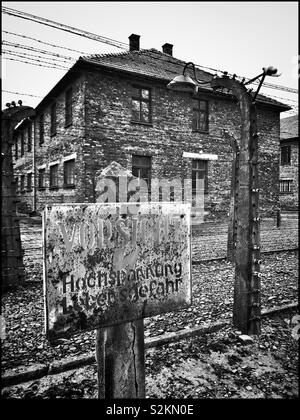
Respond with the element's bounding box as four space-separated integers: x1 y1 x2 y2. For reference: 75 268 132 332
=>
280 145 291 165
15 176 19 193
38 168 46 190
131 86 152 125
20 174 25 193
132 155 152 197
192 99 209 133
192 159 208 194
49 164 59 189
15 137 18 160
27 124 32 152
20 132 25 157
65 87 73 127
279 179 293 194
27 172 32 192
39 114 44 145
63 159 76 188
50 102 57 137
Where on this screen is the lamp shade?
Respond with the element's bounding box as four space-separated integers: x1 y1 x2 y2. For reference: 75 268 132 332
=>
167 74 198 92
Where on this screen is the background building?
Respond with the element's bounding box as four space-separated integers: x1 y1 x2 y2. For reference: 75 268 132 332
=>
279 115 299 210
13 34 290 220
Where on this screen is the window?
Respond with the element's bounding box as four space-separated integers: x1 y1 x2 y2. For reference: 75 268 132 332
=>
20 132 25 157
27 124 32 152
281 145 291 165
280 180 293 193
132 155 151 196
65 88 73 127
64 159 75 187
50 103 57 136
20 174 25 192
27 173 32 191
192 160 208 194
38 168 46 189
192 99 209 132
15 138 18 160
50 164 59 189
131 87 151 124
39 114 44 145
15 177 19 193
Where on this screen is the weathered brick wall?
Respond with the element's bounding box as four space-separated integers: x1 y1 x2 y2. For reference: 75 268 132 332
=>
14 76 87 212
83 70 282 219
13 120 34 213
13 68 285 218
280 139 299 210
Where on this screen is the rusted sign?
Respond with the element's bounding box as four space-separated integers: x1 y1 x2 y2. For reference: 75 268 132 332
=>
43 203 191 339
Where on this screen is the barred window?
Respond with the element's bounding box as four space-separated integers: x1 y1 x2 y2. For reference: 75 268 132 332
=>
39 114 44 145
63 159 75 187
281 145 291 165
50 164 59 188
27 173 32 191
50 103 57 136
192 159 208 194
38 168 46 189
65 88 73 127
192 100 209 132
131 87 151 124
280 180 293 193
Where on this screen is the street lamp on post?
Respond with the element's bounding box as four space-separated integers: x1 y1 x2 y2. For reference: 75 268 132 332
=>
167 62 211 93
167 63 281 335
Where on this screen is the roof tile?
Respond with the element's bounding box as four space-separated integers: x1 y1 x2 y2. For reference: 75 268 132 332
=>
80 49 289 108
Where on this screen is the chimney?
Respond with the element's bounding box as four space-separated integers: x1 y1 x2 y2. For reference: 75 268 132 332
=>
129 34 140 51
162 43 173 56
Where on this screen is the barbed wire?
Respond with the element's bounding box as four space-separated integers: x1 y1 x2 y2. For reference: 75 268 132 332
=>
2 6 129 50
3 30 88 55
3 50 75 66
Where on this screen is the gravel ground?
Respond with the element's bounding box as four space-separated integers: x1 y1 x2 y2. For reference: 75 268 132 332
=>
1 250 298 372
1 311 298 399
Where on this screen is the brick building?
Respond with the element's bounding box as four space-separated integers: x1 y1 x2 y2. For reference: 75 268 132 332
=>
13 34 290 219
279 115 299 210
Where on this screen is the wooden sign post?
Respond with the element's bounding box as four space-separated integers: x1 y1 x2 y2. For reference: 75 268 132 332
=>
43 202 191 398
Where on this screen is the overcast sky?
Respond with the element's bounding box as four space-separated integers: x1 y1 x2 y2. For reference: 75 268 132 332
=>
2 1 298 117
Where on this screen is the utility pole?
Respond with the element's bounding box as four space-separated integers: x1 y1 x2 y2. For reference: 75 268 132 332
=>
211 74 262 335
211 67 279 335
1 101 35 290
224 130 239 263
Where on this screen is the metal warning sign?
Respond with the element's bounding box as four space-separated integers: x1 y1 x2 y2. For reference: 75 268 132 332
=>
43 202 191 339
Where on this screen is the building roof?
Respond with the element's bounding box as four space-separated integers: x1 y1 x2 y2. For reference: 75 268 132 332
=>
79 49 290 109
36 48 291 113
280 115 298 140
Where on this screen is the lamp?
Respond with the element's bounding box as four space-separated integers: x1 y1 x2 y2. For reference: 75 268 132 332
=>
244 66 281 101
167 62 211 93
